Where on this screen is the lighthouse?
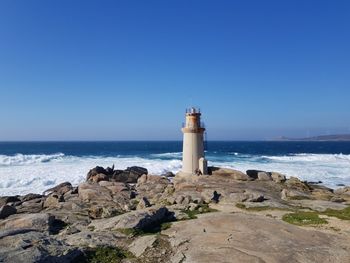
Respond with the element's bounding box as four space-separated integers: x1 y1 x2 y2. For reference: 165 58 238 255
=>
181 107 208 175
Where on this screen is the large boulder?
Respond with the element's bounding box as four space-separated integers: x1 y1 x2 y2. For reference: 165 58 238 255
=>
15 196 45 214
0 230 82 263
43 194 64 209
227 190 265 203
86 166 109 181
246 170 263 179
136 175 171 205
0 213 55 232
86 165 148 183
211 167 251 181
78 182 113 202
270 172 286 183
78 182 131 216
111 166 148 183
257 172 272 181
89 207 170 231
281 189 311 201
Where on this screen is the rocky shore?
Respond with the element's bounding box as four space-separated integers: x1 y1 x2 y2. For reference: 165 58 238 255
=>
1 165 350 262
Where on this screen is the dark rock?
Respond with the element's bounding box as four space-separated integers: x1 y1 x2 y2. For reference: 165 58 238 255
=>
110 167 147 183
246 170 264 179
0 205 17 219
163 171 175 177
0 196 21 207
86 165 148 183
127 166 148 176
21 193 43 202
43 182 73 196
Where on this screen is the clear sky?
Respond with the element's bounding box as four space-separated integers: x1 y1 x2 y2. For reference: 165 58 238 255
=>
0 0 349 140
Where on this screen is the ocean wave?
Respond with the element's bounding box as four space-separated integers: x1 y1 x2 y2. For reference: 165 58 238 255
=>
0 152 349 195
151 152 182 158
0 153 65 166
261 153 350 163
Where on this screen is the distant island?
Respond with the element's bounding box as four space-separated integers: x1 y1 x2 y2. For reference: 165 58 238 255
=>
273 134 350 141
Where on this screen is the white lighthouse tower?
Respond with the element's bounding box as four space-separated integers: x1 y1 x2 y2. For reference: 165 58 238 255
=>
181 107 208 175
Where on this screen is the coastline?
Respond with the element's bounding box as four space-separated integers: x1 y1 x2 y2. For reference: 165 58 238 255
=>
1 141 350 196
0 165 349 262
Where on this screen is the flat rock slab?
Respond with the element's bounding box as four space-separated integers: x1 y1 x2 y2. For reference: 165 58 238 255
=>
128 235 157 257
61 231 126 248
0 230 81 263
163 212 350 263
89 207 169 231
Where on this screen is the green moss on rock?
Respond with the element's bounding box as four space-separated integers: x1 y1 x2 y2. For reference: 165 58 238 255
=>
81 246 133 263
322 206 350 220
282 212 328 226
182 204 218 219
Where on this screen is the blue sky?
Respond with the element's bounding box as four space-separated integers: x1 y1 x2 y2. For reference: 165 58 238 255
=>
0 0 349 140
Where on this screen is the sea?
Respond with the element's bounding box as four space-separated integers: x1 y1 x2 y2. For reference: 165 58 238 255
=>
0 141 350 196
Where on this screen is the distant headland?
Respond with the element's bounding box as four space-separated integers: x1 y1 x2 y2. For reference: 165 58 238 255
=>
273 134 350 141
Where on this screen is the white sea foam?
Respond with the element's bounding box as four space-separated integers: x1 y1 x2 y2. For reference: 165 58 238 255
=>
214 153 350 188
0 154 182 196
0 153 349 196
0 153 65 166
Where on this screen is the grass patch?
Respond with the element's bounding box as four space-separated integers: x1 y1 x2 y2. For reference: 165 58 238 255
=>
322 207 350 220
236 203 271 211
282 211 328 226
80 246 133 263
160 222 172 231
181 204 218 219
288 195 311 200
87 226 95 231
